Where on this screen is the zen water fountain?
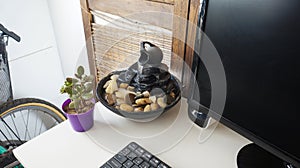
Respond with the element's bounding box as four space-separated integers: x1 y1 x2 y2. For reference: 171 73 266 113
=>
96 41 181 121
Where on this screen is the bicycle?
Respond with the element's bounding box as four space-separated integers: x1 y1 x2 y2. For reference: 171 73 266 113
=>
0 24 66 167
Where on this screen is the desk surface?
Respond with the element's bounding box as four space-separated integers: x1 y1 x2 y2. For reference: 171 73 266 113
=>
13 98 250 168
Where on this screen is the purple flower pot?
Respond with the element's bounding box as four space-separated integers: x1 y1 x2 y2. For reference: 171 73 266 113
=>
62 99 94 132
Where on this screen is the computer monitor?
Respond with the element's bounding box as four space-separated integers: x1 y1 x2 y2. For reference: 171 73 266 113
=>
188 0 300 167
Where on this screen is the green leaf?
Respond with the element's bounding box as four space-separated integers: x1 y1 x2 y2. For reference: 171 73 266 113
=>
64 80 73 87
72 89 78 95
77 66 84 76
74 99 80 109
75 73 81 79
69 101 75 109
66 77 73 83
70 95 76 100
75 85 82 93
82 93 93 100
74 83 81 88
84 83 93 93
72 78 79 84
84 75 94 82
65 87 73 96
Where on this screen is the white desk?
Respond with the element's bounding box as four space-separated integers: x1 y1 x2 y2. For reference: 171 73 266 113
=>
13 98 250 168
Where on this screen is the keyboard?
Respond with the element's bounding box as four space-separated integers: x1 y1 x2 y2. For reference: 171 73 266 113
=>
100 142 171 168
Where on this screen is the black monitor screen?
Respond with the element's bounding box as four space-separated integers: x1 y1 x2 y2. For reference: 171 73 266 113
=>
193 0 300 167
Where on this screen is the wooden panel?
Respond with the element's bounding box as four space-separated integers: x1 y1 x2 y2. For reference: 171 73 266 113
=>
170 0 190 81
171 0 200 97
80 0 97 88
182 0 200 96
145 0 174 5
88 0 174 30
83 0 201 98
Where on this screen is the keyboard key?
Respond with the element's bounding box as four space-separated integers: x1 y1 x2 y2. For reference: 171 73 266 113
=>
149 157 160 167
100 163 112 168
157 163 170 168
142 152 152 161
135 147 145 156
131 165 139 168
107 158 122 168
114 154 127 164
120 148 131 155
133 157 143 165
128 142 138 151
127 152 137 160
139 161 150 168
123 160 134 168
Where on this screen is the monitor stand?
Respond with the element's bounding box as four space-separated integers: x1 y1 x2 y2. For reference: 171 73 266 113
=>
237 143 295 168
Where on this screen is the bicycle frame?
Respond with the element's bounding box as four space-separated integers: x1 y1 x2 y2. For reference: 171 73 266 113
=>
0 34 14 103
0 24 20 105
0 24 22 147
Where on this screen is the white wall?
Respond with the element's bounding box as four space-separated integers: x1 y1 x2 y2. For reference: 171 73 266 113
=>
0 0 89 108
47 0 89 77
0 0 66 107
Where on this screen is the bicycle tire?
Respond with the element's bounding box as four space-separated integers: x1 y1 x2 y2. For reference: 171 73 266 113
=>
0 98 66 148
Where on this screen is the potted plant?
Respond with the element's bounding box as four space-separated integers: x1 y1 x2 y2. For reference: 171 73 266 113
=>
60 65 95 132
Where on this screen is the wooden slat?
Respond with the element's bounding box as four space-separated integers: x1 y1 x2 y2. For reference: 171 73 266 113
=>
88 0 174 30
145 0 174 5
80 0 97 89
182 0 200 96
170 0 190 80
91 24 172 81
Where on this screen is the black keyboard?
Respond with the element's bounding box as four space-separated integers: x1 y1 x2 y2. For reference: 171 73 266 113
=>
100 142 171 168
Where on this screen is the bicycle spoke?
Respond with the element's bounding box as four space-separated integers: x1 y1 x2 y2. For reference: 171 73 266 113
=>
34 109 38 137
0 128 13 147
1 115 22 144
39 111 46 135
1 119 16 146
20 109 26 140
1 119 13 139
26 109 32 140
10 113 20 139
20 109 31 140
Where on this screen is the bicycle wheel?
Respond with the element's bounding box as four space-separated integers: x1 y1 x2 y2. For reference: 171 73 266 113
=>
0 98 66 148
